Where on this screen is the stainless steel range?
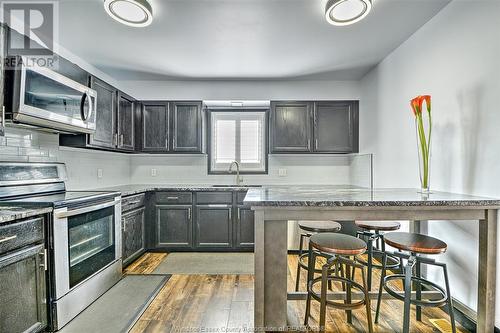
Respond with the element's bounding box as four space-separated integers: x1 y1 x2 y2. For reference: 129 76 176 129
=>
0 162 122 331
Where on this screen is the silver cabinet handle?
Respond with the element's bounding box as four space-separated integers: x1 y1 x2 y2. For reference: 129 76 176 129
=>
228 209 232 220
40 249 47 271
167 196 179 200
315 139 319 150
188 209 191 220
55 200 118 218
207 204 230 208
307 139 311 149
113 133 118 147
0 235 17 244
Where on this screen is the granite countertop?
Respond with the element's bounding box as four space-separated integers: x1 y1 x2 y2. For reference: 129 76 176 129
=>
243 186 500 207
94 184 264 197
0 205 53 224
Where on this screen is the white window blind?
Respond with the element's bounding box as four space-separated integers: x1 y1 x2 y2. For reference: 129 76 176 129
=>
210 111 267 173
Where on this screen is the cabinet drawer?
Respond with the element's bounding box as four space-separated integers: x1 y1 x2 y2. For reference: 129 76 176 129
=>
0 217 44 255
122 193 146 212
196 192 233 204
156 192 193 204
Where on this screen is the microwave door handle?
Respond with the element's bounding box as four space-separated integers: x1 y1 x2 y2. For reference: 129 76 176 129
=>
86 92 94 121
80 92 94 122
55 200 119 219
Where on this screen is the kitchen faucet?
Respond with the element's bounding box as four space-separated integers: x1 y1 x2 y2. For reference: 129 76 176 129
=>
229 161 243 186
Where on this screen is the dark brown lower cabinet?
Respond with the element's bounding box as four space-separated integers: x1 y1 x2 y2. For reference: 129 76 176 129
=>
122 207 145 266
0 243 47 333
236 206 255 248
195 205 233 248
156 205 193 248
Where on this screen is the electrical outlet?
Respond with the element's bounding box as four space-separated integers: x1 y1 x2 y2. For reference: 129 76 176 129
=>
278 168 287 177
151 168 157 177
97 169 103 179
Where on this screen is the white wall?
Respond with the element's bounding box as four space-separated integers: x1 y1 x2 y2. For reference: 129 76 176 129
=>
360 0 500 324
118 79 360 100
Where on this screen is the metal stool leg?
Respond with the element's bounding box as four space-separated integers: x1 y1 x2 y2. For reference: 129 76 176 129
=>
415 259 422 321
367 237 374 291
442 263 457 333
403 257 415 333
375 252 387 324
304 243 316 326
295 233 306 291
319 262 329 332
361 266 374 333
345 261 353 324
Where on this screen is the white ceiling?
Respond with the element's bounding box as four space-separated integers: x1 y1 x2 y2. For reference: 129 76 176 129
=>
57 0 450 81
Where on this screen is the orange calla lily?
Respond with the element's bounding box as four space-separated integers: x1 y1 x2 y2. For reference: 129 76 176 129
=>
422 95 431 113
410 94 432 192
410 96 423 116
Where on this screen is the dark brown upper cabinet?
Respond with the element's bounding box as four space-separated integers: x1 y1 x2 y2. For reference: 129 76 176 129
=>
270 101 313 153
171 101 203 153
60 77 137 152
88 77 117 149
313 101 358 153
141 101 169 152
269 100 358 154
139 101 203 153
117 92 135 151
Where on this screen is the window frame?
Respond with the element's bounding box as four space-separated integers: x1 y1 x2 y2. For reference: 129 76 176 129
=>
207 109 269 175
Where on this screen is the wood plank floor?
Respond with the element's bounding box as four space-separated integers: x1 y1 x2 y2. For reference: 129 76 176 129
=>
127 252 468 333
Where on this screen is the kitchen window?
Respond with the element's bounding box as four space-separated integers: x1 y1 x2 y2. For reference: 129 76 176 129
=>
209 111 268 174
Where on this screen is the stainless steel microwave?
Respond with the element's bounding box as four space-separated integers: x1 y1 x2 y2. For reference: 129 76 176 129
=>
4 56 97 134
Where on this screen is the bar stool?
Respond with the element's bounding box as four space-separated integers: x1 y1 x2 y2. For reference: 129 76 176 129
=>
354 221 403 290
295 220 342 291
375 232 456 333
304 233 373 333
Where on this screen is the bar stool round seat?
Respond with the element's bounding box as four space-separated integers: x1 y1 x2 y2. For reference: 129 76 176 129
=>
355 220 401 231
384 232 447 255
304 232 373 332
310 233 367 256
298 220 342 233
295 221 342 292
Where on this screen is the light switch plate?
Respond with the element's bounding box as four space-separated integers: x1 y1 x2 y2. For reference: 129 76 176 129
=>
278 168 287 177
151 168 157 177
97 169 103 178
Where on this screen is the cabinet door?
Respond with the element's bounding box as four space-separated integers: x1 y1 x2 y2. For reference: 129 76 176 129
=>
122 207 145 266
171 101 203 153
156 205 192 248
117 92 135 151
142 102 169 152
235 206 254 248
270 101 312 153
0 244 47 333
89 77 117 148
313 101 357 153
195 206 232 248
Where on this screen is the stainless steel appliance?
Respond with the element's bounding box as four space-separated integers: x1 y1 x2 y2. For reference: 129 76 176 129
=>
0 162 121 331
4 56 97 134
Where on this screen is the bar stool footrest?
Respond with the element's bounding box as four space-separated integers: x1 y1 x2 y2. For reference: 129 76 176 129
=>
383 274 449 308
308 276 367 310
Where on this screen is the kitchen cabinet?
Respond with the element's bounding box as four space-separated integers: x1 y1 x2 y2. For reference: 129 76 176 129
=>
156 205 193 248
141 102 169 152
88 77 117 149
270 101 313 153
0 217 47 333
313 101 358 153
140 101 203 153
171 101 203 153
122 207 145 267
117 92 136 151
235 205 254 248
270 100 359 154
195 205 232 248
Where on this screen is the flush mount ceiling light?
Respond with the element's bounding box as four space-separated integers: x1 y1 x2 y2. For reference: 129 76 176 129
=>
325 0 372 26
104 0 153 27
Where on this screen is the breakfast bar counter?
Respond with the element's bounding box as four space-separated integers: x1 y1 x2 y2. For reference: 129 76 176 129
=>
244 187 500 332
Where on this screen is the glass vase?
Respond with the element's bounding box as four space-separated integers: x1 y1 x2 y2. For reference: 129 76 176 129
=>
415 118 431 194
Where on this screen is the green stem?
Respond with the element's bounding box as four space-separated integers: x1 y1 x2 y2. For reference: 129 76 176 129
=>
417 114 429 189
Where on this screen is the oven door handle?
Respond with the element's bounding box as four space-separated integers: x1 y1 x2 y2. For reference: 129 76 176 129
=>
55 200 119 219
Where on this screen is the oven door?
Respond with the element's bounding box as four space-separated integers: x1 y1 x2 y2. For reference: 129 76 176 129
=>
52 197 121 299
13 56 97 133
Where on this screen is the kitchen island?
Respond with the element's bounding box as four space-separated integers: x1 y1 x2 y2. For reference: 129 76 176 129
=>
244 187 500 333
